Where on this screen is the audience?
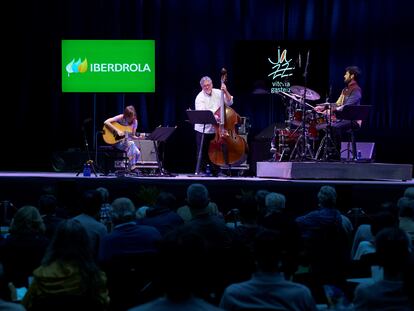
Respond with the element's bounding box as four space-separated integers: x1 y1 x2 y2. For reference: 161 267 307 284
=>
397 196 414 243
0 206 49 289
260 192 302 279
137 192 183 236
353 227 412 310
295 186 352 301
2 183 413 310
22 219 109 310
128 227 223 311
177 201 221 223
403 187 414 199
351 201 399 259
96 187 113 232
353 210 398 260
98 197 162 311
179 183 239 303
73 190 107 258
0 262 26 310
37 194 64 239
98 197 161 264
220 228 317 311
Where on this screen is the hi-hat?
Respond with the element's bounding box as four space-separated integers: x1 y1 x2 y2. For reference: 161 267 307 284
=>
316 102 337 108
290 85 320 101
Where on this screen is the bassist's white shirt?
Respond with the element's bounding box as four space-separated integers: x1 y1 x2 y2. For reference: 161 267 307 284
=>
194 88 233 134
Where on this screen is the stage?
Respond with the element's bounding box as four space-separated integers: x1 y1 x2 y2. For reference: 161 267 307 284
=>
257 161 413 181
1 163 413 219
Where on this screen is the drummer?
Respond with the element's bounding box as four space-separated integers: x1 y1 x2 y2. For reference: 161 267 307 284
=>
315 66 362 117
315 66 363 157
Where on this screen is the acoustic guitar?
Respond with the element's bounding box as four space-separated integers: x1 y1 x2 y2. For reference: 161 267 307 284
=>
102 122 134 145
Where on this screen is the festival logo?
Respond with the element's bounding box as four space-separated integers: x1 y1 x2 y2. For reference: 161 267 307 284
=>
268 47 295 93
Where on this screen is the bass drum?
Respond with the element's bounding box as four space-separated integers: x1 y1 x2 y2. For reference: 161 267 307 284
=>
271 128 299 161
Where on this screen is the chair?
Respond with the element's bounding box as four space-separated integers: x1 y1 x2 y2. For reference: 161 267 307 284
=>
98 145 129 176
335 105 371 161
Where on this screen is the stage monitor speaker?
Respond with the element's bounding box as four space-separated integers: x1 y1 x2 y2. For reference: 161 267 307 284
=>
51 150 90 172
341 142 375 161
133 139 158 163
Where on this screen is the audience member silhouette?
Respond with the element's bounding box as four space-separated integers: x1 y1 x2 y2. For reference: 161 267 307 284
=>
255 189 270 224
295 186 352 300
137 192 183 236
233 193 259 250
22 219 109 311
350 201 399 259
260 192 302 279
353 210 399 260
128 227 223 311
353 227 412 310
403 187 414 199
98 197 162 311
296 186 353 240
96 187 113 232
0 206 49 288
0 261 26 310
180 183 238 304
37 194 64 239
220 228 317 311
397 196 414 243
177 201 221 223
0 200 17 231
72 190 107 258
98 197 161 264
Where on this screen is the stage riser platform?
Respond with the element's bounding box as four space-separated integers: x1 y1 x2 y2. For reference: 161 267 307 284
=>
256 162 413 180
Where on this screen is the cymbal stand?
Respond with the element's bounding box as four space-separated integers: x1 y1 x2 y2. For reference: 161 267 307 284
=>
289 101 314 161
315 103 339 161
289 51 314 161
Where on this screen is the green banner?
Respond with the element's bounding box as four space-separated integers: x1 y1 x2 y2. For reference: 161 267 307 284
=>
62 40 155 92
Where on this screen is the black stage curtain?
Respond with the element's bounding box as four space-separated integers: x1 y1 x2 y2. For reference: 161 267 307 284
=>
3 0 413 171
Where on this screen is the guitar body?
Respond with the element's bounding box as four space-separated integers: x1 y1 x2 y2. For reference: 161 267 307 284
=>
102 122 133 145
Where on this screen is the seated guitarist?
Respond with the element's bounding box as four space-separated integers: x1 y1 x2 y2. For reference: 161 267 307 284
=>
104 105 141 171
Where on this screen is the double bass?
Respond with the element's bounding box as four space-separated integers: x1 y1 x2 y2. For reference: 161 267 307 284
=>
208 68 248 166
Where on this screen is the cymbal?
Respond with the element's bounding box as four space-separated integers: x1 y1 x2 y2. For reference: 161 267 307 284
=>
290 85 320 101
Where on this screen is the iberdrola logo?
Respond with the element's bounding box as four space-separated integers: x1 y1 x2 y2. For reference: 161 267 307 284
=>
66 58 88 76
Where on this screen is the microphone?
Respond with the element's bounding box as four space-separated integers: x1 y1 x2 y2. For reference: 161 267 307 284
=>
298 53 301 69
326 85 332 102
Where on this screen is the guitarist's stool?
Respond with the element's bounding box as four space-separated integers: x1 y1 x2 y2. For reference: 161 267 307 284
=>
98 146 129 176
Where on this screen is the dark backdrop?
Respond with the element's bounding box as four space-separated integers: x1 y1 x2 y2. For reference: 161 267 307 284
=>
2 0 413 173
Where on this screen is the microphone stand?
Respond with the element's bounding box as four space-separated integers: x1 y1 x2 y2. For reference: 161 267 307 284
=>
76 123 98 177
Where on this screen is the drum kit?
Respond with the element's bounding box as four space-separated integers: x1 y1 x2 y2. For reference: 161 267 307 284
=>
270 85 339 162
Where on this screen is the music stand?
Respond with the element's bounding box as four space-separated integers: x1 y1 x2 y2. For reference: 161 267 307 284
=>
335 105 371 161
186 110 218 175
147 126 176 176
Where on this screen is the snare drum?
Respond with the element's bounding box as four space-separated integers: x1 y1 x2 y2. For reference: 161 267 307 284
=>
306 112 325 139
293 109 303 122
